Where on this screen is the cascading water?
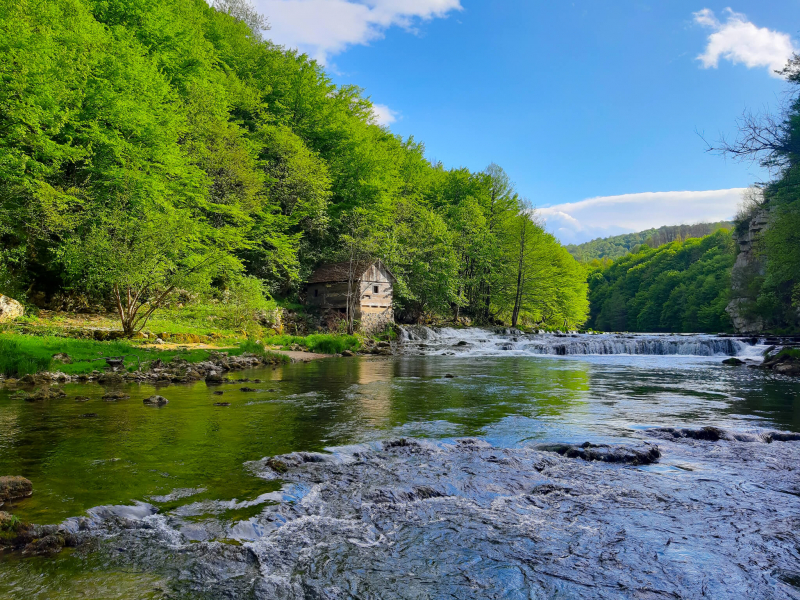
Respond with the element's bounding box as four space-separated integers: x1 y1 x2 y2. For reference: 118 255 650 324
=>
397 326 763 357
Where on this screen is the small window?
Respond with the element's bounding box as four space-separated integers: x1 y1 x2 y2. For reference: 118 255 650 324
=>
314 289 318 297
373 285 379 294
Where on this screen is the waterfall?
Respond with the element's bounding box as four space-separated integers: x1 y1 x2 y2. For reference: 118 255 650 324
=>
396 326 759 357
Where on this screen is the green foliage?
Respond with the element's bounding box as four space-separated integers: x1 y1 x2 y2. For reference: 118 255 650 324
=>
220 276 274 329
588 230 736 333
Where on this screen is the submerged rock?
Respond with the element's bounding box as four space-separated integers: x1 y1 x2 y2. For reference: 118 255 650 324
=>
102 391 130 401
536 442 661 465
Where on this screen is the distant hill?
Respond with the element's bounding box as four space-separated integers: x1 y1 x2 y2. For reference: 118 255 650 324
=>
566 221 733 263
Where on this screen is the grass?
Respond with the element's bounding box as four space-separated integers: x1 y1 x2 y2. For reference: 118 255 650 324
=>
262 333 360 354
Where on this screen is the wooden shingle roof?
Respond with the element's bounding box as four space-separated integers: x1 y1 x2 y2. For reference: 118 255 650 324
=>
308 260 393 284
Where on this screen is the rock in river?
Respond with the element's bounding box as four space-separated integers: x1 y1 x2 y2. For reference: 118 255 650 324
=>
722 357 745 366
0 476 33 505
536 442 661 465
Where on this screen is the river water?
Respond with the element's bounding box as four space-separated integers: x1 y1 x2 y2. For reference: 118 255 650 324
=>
1 331 799 598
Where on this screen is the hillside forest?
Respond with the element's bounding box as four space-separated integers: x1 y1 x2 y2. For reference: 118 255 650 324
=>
0 0 588 333
586 230 736 333
567 222 733 264
0 0 797 337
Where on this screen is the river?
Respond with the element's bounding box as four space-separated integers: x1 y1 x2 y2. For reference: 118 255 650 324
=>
0 331 799 598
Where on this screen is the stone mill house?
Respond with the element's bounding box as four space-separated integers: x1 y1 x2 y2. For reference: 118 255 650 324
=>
305 260 394 332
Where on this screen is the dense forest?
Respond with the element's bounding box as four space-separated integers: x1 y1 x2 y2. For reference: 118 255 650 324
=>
567 222 733 263
713 57 800 333
587 230 735 333
0 0 588 333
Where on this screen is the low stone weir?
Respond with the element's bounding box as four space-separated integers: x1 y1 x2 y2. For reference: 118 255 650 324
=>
397 326 762 357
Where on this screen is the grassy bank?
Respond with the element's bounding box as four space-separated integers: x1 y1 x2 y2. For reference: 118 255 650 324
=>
0 335 289 378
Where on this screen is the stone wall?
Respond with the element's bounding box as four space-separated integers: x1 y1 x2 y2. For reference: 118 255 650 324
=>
358 306 394 333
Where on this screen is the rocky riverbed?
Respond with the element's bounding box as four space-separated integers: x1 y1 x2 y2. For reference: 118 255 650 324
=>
10 430 796 598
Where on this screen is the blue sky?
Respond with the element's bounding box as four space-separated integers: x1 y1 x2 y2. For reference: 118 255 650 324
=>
254 1 800 243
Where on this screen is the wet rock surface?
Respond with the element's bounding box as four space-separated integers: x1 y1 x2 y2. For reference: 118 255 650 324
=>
51 433 800 599
536 441 661 464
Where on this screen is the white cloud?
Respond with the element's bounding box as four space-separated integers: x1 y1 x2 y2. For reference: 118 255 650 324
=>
371 103 398 126
694 8 796 77
255 0 462 63
539 188 746 245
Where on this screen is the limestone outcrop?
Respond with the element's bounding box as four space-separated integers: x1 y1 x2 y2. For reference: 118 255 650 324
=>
726 210 769 333
0 295 23 322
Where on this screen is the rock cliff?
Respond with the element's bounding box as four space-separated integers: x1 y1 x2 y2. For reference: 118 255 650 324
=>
726 210 769 333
